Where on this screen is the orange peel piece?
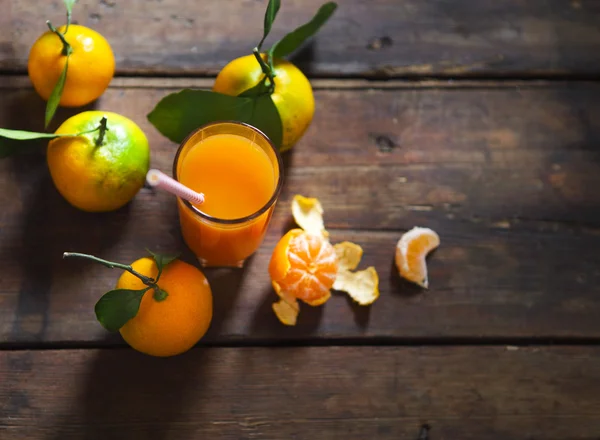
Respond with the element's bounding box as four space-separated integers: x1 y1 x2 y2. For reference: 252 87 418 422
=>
269 229 304 284
395 226 440 288
333 267 380 306
272 281 300 326
334 241 363 271
272 299 299 326
333 242 380 305
291 195 329 238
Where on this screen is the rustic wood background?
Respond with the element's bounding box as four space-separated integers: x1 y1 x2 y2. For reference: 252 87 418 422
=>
1 0 600 438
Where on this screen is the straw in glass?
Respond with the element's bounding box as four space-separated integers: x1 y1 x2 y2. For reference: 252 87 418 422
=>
146 169 205 204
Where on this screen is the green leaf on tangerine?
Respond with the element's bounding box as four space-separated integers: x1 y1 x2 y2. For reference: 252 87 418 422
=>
0 128 77 141
147 89 283 149
259 0 281 50
269 2 337 60
246 93 283 149
146 249 179 281
45 54 70 128
0 125 102 159
94 288 149 332
63 0 77 29
238 74 273 98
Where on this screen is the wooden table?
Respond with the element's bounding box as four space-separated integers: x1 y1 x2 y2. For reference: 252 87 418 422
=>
2 1 600 438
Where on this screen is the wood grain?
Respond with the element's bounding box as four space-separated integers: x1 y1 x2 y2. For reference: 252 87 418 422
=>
2 81 600 227
2 0 600 77
1 347 600 439
1 80 599 344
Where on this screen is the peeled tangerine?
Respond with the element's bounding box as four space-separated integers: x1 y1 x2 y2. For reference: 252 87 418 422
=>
269 195 380 326
395 227 440 288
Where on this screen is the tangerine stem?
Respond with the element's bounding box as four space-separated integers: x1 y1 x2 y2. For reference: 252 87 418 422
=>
252 47 276 93
65 10 72 33
95 117 108 147
63 252 156 286
46 21 72 57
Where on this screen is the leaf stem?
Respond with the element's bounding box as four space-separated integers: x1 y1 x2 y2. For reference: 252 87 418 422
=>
257 36 267 53
95 116 108 147
252 47 276 94
65 11 72 33
46 21 72 57
63 252 155 286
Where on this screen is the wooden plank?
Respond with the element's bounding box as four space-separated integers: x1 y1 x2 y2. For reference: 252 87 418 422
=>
1 347 600 439
2 82 600 227
1 82 600 344
3 223 600 344
3 0 600 77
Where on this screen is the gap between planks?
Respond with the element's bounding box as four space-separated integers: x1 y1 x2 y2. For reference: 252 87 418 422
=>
3 337 600 352
2 75 598 91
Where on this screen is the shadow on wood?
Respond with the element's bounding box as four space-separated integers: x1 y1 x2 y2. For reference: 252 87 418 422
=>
6 168 131 341
287 41 316 76
47 342 212 440
389 253 432 298
249 284 324 338
336 290 372 329
202 264 251 340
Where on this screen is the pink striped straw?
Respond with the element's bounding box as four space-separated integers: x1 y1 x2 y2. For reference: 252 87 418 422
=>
146 169 205 205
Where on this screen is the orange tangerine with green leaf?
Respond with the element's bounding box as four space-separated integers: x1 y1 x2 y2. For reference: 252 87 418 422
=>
47 111 150 212
27 0 115 126
28 24 114 107
148 0 337 152
63 251 213 357
213 55 315 152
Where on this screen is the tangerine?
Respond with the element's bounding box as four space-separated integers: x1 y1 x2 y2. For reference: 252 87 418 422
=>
28 24 115 107
47 111 150 212
116 257 213 357
269 229 338 305
213 54 315 152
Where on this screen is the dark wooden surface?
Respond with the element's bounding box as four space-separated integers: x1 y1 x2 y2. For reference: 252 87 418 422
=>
2 0 600 438
1 78 600 344
3 0 600 77
2 346 600 439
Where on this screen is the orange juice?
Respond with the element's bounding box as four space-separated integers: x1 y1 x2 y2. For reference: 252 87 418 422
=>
174 122 282 267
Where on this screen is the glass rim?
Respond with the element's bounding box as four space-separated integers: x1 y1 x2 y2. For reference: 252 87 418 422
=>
172 120 284 225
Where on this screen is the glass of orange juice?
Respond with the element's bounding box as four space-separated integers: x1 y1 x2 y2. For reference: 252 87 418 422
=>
173 121 283 267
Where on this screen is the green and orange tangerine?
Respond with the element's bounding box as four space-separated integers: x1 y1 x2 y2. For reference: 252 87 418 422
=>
213 54 315 152
47 111 150 212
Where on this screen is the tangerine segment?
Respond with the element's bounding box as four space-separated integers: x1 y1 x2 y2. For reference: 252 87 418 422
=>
395 227 440 288
269 229 338 303
303 290 331 306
